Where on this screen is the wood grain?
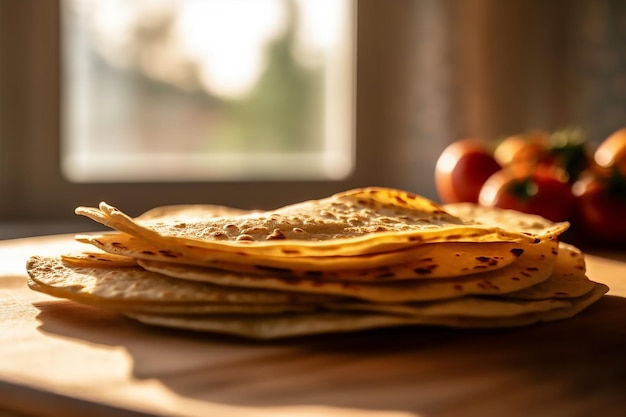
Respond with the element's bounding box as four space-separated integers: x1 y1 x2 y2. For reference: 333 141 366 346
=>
1 235 625 417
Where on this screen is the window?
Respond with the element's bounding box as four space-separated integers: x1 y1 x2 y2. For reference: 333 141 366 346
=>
61 0 354 182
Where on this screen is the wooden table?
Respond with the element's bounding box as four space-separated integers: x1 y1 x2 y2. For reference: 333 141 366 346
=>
1 234 625 417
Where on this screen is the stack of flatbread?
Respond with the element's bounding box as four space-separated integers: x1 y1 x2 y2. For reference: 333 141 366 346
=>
26 187 608 339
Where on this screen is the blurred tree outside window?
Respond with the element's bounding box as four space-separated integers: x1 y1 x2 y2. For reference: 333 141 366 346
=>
61 0 354 182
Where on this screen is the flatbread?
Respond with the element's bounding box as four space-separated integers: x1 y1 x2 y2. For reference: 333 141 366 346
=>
75 233 523 281
27 278 318 314
504 242 594 299
26 256 342 306
322 297 572 318
61 252 138 268
137 239 559 302
76 188 569 258
123 283 608 339
444 202 561 236
136 204 252 221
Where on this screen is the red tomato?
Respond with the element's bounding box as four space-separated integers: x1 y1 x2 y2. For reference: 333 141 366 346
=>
594 128 626 177
495 129 591 183
573 171 626 244
479 167 576 222
435 139 501 204
493 130 549 167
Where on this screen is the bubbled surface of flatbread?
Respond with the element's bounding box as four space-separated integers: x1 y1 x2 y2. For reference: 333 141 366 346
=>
443 202 565 236
76 188 568 257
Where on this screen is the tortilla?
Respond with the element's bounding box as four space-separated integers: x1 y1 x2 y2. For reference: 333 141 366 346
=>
76 188 569 258
75 232 523 281
61 252 138 268
136 204 253 221
504 242 594 299
26 256 342 306
123 283 608 339
444 202 562 236
322 297 572 318
27 278 319 314
137 239 558 302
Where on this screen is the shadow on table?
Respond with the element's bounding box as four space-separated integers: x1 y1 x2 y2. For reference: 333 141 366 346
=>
33 295 626 417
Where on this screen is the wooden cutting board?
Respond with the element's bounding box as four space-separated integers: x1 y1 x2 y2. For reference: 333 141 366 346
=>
1 234 626 417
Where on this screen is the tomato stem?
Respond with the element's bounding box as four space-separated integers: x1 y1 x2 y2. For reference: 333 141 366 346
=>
507 178 537 202
549 129 590 183
605 166 626 200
